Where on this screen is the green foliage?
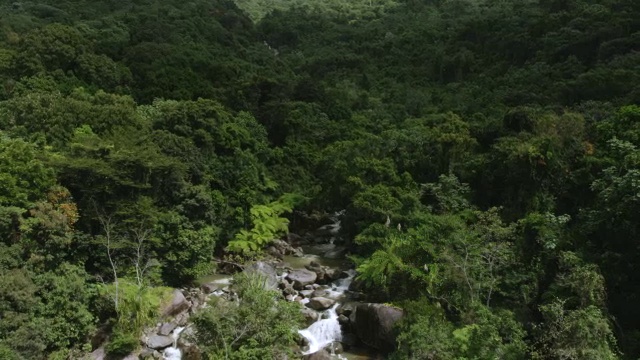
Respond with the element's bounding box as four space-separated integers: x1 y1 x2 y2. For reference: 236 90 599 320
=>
99 280 172 355
534 300 618 360
191 272 303 359
0 0 638 357
227 193 303 255
105 331 138 358
0 264 95 358
393 301 527 360
0 137 55 208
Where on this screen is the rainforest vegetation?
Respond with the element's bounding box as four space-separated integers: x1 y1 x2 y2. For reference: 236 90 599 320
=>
0 0 639 358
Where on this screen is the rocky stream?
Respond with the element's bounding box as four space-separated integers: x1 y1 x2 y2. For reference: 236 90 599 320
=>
93 214 402 360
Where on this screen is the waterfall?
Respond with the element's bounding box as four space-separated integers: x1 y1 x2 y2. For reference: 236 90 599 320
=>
298 304 343 355
298 270 355 356
163 326 185 360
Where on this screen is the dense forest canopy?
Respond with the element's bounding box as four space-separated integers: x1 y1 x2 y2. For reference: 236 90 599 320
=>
0 0 639 358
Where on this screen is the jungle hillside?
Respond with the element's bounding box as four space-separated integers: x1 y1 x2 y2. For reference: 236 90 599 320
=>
0 0 639 359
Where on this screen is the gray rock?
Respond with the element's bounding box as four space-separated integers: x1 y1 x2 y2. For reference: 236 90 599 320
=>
287 269 317 290
292 247 304 257
338 314 349 325
158 322 177 336
311 289 328 298
352 303 403 352
325 341 343 354
245 261 279 290
336 302 359 317
307 297 336 310
175 312 189 326
163 289 191 317
146 335 174 350
90 346 106 360
267 246 284 259
304 349 332 360
324 268 341 281
299 289 314 298
139 348 155 359
201 282 219 294
301 307 319 326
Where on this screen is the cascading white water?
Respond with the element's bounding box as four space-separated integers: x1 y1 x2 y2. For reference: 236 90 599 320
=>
163 326 185 360
298 304 343 355
298 270 355 356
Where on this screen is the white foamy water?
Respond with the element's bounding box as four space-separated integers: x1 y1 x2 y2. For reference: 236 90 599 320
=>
298 270 355 356
298 304 343 355
163 326 185 360
163 346 181 360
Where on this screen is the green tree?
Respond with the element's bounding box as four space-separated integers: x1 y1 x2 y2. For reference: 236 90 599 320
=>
191 272 303 359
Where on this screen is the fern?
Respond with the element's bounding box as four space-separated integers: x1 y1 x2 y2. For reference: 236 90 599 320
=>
227 193 305 255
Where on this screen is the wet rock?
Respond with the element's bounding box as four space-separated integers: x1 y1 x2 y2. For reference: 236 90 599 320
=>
139 348 161 359
341 333 358 350
304 349 332 360
147 335 174 350
287 269 317 290
311 289 328 298
307 297 336 310
292 247 304 257
337 302 359 317
325 341 344 354
304 285 315 290
163 289 191 317
299 289 314 298
159 322 177 336
352 303 403 353
338 314 349 325
301 307 319 326
324 268 341 281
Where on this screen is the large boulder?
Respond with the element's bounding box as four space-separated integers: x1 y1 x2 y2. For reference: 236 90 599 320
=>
89 346 106 360
336 302 359 317
287 269 317 290
146 335 174 350
307 297 336 311
352 303 403 353
244 261 278 290
159 322 178 336
301 307 320 326
163 289 191 317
